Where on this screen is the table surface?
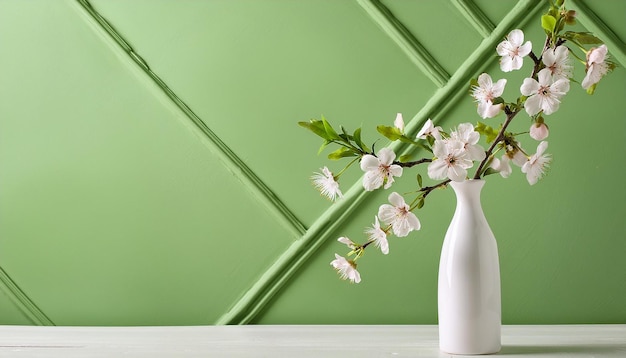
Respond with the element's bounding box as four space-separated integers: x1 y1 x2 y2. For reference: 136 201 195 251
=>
0 325 624 357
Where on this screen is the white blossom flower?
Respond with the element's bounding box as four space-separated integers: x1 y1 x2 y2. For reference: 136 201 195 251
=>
520 69 570 116
378 192 421 237
416 118 442 140
365 216 389 254
521 141 551 185
542 45 572 80
360 148 403 191
505 142 528 167
311 166 342 201
337 236 357 250
394 113 404 133
450 123 486 161
490 155 512 178
471 73 507 118
428 139 473 182
529 122 549 141
330 254 361 283
582 45 610 90
496 29 532 72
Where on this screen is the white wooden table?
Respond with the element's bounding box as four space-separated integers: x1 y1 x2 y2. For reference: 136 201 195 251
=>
0 325 624 357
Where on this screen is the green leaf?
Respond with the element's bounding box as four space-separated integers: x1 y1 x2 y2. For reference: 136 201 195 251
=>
468 78 479 93
416 197 425 209
317 140 331 155
327 146 356 160
321 116 340 140
299 120 330 140
492 97 505 105
353 127 369 152
482 167 500 177
586 83 597 95
475 121 499 143
376 125 403 141
416 173 423 188
562 31 603 45
398 154 413 163
542 14 557 34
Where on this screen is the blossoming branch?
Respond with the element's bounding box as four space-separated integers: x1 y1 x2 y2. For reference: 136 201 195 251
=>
300 0 616 283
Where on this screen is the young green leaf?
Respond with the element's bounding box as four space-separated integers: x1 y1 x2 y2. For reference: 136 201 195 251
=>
482 167 500 177
475 122 499 143
321 116 340 141
327 146 356 160
398 154 413 163
541 14 557 34
318 140 331 155
416 173 423 188
299 120 330 140
377 125 403 141
562 31 603 45
416 197 425 209
353 127 369 152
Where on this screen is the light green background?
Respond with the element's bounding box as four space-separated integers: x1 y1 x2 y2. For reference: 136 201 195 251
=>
0 0 624 326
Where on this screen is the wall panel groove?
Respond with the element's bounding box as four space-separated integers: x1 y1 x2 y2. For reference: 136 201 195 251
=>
356 0 450 87
0 267 54 326
450 0 495 38
74 0 307 239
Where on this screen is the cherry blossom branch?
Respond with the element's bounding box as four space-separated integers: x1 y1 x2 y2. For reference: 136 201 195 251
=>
472 108 520 179
395 158 432 168
419 179 451 199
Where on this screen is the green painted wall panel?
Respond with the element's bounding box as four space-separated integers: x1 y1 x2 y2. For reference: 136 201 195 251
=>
0 0 293 325
87 0 438 228
0 289 34 325
0 0 624 326
382 0 484 74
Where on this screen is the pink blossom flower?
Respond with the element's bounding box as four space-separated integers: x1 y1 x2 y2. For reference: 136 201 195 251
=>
521 141 551 185
450 123 486 161
311 167 342 201
416 118 442 140
360 148 403 191
337 236 357 250
365 216 389 254
490 155 512 178
520 69 570 116
497 29 532 72
394 113 404 133
582 45 611 90
378 192 421 237
529 122 549 141
330 254 361 283
428 139 473 182
542 46 572 80
472 73 507 118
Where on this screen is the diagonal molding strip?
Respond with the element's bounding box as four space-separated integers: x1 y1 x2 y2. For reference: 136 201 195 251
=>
217 0 545 325
74 0 306 238
356 0 450 87
569 0 626 66
450 0 495 38
0 266 55 326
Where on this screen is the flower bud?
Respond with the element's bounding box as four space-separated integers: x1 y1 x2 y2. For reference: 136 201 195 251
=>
562 10 576 25
530 122 550 141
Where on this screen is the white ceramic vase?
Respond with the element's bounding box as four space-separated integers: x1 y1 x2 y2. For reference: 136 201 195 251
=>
438 179 501 355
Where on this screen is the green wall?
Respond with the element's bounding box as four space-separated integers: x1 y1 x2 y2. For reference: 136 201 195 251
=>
0 0 624 326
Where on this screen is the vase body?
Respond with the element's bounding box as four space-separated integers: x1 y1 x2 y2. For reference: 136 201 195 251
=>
438 179 501 355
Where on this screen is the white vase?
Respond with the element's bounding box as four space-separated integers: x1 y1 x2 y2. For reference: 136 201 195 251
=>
438 179 501 355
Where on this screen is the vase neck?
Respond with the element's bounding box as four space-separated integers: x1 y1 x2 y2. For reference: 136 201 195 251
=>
449 180 485 210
